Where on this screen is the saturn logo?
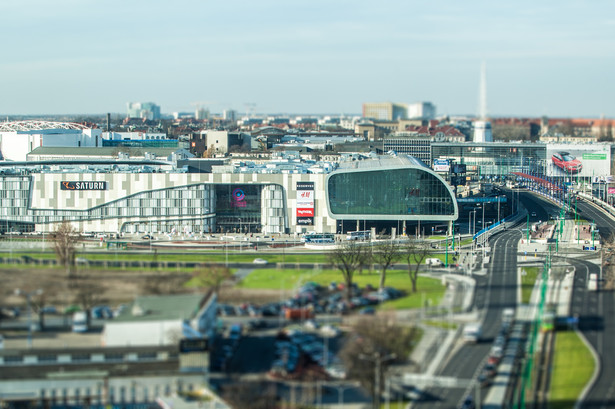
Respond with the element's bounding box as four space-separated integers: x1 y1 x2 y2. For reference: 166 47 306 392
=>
232 188 245 202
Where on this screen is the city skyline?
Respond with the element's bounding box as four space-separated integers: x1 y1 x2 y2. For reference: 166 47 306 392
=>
1 0 615 118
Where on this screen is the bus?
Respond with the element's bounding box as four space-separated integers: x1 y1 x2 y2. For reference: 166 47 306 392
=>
302 233 335 244
345 230 371 241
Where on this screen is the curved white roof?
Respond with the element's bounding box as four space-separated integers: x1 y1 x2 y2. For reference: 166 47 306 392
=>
0 121 90 132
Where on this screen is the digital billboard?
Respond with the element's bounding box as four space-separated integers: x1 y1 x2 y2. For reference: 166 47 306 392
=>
433 159 450 173
546 144 611 177
296 182 314 225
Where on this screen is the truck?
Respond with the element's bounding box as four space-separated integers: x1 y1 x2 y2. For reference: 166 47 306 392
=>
284 308 315 321
72 311 88 333
463 322 482 343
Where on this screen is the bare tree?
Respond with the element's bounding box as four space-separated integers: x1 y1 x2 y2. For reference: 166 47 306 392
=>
53 220 79 277
191 264 234 294
328 241 370 301
339 316 419 408
143 273 189 295
221 381 278 409
403 240 431 293
371 241 402 290
72 274 106 327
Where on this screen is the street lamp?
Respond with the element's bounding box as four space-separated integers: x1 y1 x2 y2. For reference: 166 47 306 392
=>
14 288 43 348
359 352 396 409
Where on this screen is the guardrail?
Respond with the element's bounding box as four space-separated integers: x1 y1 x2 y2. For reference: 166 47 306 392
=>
578 191 615 219
473 210 528 246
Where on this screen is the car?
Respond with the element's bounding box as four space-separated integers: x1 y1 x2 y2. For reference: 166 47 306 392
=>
91 305 113 319
320 324 341 338
483 362 497 378
40 306 57 315
478 372 492 388
460 395 475 409
252 258 268 265
531 212 537 217
359 307 376 315
64 305 82 315
141 234 154 240
551 151 582 174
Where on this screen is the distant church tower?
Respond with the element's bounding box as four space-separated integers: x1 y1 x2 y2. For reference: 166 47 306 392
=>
473 62 493 143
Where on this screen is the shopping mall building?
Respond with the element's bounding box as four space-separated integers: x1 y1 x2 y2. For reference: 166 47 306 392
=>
0 154 458 236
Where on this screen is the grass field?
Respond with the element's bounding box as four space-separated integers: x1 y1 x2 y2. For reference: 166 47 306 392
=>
0 249 455 269
520 266 541 304
238 268 446 309
549 330 595 409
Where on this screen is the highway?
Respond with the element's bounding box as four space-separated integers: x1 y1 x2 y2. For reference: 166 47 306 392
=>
412 191 567 409
413 226 521 408
572 200 615 409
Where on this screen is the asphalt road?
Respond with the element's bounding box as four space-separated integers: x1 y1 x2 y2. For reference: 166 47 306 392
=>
412 191 565 409
572 200 615 408
413 225 522 409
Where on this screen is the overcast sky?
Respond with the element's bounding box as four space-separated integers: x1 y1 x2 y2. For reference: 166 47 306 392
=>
1 0 614 118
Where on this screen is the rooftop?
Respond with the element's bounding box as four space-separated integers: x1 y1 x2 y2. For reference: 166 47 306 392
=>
114 293 211 322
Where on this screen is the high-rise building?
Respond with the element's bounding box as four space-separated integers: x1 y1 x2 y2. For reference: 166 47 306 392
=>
407 102 436 120
195 108 209 120
223 109 237 122
127 102 161 120
362 102 408 121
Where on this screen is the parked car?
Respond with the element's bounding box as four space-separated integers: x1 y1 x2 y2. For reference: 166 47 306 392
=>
40 306 57 315
253 258 268 265
460 395 475 409
359 306 376 315
141 234 154 240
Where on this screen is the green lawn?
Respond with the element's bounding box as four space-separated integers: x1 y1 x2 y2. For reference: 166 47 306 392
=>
521 266 540 304
238 268 446 309
0 249 455 271
0 250 330 264
549 330 595 409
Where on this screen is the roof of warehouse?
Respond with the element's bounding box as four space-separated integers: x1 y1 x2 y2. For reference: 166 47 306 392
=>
113 292 213 323
28 146 181 156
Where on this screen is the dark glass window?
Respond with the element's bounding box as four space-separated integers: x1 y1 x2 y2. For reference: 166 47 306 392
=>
328 168 454 216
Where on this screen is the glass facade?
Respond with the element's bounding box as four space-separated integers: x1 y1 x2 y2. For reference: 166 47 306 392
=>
327 168 455 218
0 178 216 234
431 142 547 177
215 184 263 233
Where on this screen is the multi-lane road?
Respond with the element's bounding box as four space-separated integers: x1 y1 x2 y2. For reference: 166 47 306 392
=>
412 191 612 409
572 200 615 409
413 220 522 408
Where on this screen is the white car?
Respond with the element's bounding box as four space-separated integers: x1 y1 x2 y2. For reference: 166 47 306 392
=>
252 258 268 265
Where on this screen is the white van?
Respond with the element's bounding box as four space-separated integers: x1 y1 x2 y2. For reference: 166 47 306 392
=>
425 258 443 267
463 323 482 343
587 274 598 291
72 311 88 333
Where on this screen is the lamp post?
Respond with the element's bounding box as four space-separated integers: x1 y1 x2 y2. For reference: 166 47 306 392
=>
14 288 43 348
359 352 396 409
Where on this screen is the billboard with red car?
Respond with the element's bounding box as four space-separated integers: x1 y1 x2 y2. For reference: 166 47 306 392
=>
546 144 610 177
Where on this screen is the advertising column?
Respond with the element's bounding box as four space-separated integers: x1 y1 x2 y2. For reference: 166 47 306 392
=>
296 182 314 226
